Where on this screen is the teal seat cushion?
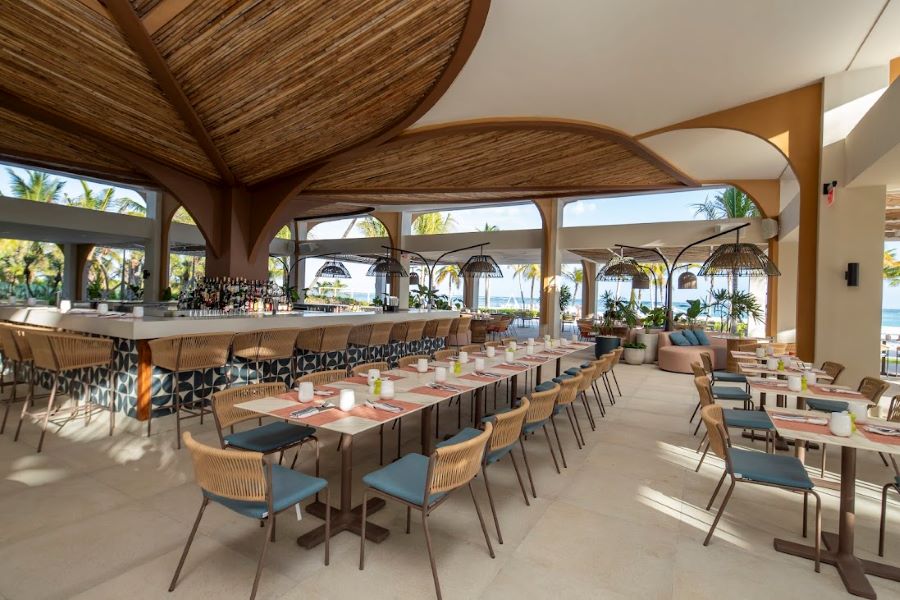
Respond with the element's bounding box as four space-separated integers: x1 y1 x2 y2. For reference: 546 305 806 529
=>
714 370 747 384
693 330 711 345
224 421 316 453
730 448 813 489
682 329 700 345
564 367 581 376
486 445 514 464
534 381 556 392
668 331 690 346
806 398 849 413
523 418 549 434
205 465 326 519
723 408 773 430
552 374 573 384
438 427 483 447
580 362 593 369
713 386 751 401
363 453 446 506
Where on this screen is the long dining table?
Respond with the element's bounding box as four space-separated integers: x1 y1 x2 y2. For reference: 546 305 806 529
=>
765 406 900 599
234 339 595 549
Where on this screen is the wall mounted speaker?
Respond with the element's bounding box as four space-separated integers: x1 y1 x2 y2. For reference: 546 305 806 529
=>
845 262 859 287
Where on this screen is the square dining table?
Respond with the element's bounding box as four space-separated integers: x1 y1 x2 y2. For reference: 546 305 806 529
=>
765 406 900 598
234 340 595 550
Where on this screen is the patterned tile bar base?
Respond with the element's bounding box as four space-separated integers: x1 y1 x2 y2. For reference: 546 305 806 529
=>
2 336 445 420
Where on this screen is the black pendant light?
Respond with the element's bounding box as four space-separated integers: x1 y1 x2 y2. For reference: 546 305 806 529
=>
677 271 698 289
698 230 780 277
409 270 420 286
315 259 351 279
597 252 644 280
631 271 650 289
367 253 407 277
459 245 503 278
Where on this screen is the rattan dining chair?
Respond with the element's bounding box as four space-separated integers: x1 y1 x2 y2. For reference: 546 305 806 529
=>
15 331 115 452
582 354 613 417
348 323 395 366
820 361 845 383
549 372 586 450
431 318 454 352
460 344 483 354
359 423 494 600
397 354 432 369
562 362 599 431
146 332 234 448
172 432 330 600
878 395 900 557
294 369 347 387
231 328 298 386
447 316 472 349
698 405 821 571
520 384 562 478
211 382 319 479
608 346 624 397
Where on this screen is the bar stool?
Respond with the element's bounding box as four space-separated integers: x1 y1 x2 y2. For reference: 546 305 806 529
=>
294 325 353 377
470 319 488 344
15 331 115 452
0 324 35 434
447 316 472 349
390 320 427 359
433 318 454 352
348 323 394 367
147 332 234 448
231 328 299 386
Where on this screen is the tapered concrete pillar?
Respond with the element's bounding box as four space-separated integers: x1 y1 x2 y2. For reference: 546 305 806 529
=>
534 198 562 336
61 243 78 301
205 188 269 280
581 259 596 317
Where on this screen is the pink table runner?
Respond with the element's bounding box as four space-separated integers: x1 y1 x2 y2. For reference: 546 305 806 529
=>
269 402 347 426
460 373 501 383
859 427 900 446
409 385 460 399
807 385 865 401
769 413 831 435
400 365 435 374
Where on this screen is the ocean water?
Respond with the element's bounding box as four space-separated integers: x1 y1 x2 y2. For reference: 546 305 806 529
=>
883 309 900 328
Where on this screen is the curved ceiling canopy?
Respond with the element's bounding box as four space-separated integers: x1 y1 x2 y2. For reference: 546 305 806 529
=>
640 128 789 181
304 120 696 202
0 0 482 186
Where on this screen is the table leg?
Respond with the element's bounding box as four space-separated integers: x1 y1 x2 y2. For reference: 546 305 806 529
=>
472 387 486 425
555 358 561 377
420 405 435 455
509 374 518 405
536 365 543 384
774 446 900 598
298 433 388 549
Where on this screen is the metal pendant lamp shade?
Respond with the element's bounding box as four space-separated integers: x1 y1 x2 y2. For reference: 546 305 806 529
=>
315 259 351 279
459 251 503 278
631 271 650 289
408 270 420 286
597 255 644 280
677 271 698 289
367 255 407 277
697 243 781 277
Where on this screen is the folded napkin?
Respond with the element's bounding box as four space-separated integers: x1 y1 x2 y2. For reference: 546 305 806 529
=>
771 414 828 425
368 401 404 413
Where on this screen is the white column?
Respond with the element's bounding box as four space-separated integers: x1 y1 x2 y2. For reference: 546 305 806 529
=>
397 212 412 310
142 190 161 302
293 221 307 299
61 243 78 301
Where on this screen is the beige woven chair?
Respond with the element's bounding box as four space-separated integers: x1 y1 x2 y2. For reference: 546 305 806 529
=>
573 362 599 432
0 324 40 434
432 318 454 351
15 331 114 452
349 361 390 377
483 340 505 349
397 354 431 369
470 318 487 344
553 373 585 453
294 325 352 377
295 369 347 387
147 332 234 448
359 423 494 600
521 385 563 478
231 328 298 385
460 344 482 354
211 382 319 476
390 320 428 358
447 316 472 348
582 355 611 417
172 432 330 600
608 347 624 396
820 361 845 383
818 375 891 476
349 322 394 365
432 348 456 361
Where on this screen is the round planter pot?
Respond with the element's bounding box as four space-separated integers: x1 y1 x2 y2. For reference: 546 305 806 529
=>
635 332 659 364
623 347 644 365
594 335 620 358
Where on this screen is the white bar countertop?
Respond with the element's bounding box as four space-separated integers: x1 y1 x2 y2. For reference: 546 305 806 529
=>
0 306 459 340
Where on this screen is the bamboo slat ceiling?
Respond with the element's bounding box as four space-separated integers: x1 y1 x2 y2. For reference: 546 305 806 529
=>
307 127 686 193
0 0 474 186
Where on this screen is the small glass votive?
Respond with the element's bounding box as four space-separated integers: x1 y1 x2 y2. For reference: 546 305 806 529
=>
505 349 515 362
527 337 535 344
486 346 496 357
474 357 485 370
132 306 144 318
59 299 72 313
298 381 314 403
381 380 395 400
416 358 429 373
339 389 355 412
367 369 380 385
458 351 468 363
97 302 108 313
435 367 447 382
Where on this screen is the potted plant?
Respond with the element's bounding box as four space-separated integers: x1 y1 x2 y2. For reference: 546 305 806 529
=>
595 291 622 357
622 341 647 365
639 305 667 331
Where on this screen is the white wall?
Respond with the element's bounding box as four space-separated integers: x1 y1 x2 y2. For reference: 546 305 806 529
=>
776 171 800 342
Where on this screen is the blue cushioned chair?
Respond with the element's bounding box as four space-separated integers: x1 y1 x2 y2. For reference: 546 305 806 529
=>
439 399 532 544
699 405 821 572
550 372 586 452
212 383 319 477
172 433 330 600
690 363 752 421
699 352 748 388
693 374 774 473
360 424 495 600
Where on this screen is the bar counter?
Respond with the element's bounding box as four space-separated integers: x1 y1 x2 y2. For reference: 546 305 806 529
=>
0 306 458 421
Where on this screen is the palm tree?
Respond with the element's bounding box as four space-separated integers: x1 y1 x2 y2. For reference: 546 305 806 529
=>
563 267 583 302
63 181 146 215
477 223 499 308
356 217 387 238
884 250 900 286
413 212 456 235
435 264 461 301
692 186 759 294
514 264 540 312
645 263 667 308
6 169 65 202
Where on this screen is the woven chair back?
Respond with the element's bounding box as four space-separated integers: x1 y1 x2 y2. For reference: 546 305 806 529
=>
0 325 28 362
434 319 454 338
858 376 890 403
256 328 301 361
821 361 845 383
427 422 492 496
390 322 408 343
422 320 439 338
590 356 608 380
320 324 353 353
690 362 706 378
887 395 900 422
404 320 427 342
524 384 559 424
350 361 390 377
149 333 234 372
49 333 113 370
489 398 529 453
295 369 348 386
232 331 261 361
576 364 597 392
449 317 471 335
459 344 481 354
768 342 788 355
433 349 456 361
693 375 715 408
183 432 267 503
610 347 623 365
483 341 504 349
212 382 286 431
397 354 431 368
24 331 58 371
295 327 325 352
700 352 714 374
347 324 373 346
700 405 730 462
556 373 582 406
369 322 394 346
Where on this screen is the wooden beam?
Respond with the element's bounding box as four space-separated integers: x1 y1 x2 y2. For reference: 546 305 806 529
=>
142 0 194 35
75 0 108 19
104 0 236 186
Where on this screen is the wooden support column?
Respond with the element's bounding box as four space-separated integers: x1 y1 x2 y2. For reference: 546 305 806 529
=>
74 244 94 301
766 238 779 338
581 260 596 317
204 188 269 280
